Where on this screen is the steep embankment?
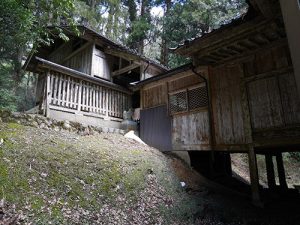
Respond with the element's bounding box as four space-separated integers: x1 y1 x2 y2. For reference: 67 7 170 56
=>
0 113 300 225
0 121 199 224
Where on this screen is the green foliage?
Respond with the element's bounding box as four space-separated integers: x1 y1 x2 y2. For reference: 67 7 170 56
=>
0 0 34 61
0 0 77 111
0 64 17 111
0 63 37 111
157 0 248 67
289 152 300 161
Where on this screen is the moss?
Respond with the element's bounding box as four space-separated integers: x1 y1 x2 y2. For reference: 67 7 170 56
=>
99 164 122 197
7 122 22 129
0 159 8 199
51 205 65 221
31 196 44 211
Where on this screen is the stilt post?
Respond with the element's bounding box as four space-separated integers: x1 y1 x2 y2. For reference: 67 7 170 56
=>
248 146 263 207
265 154 276 190
276 152 288 190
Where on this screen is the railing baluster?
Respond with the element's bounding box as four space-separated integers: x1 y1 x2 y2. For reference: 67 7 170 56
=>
46 69 128 119
78 80 82 111
66 76 70 108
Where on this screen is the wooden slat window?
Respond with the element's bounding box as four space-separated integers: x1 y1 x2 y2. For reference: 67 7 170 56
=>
188 86 208 110
169 91 188 114
169 83 208 115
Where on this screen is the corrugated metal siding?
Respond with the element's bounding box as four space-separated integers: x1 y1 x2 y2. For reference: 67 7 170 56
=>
140 105 172 151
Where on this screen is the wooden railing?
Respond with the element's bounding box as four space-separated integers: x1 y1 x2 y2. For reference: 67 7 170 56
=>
45 71 131 120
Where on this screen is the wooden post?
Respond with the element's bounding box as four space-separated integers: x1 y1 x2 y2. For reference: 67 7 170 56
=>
276 153 288 190
78 80 82 112
53 73 58 105
66 76 70 108
57 74 62 106
46 71 51 117
265 154 276 190
225 153 232 176
62 75 66 106
248 147 263 206
74 80 78 109
105 89 109 118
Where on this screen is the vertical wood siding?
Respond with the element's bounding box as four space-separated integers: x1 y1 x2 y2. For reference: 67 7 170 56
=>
92 48 111 80
245 45 300 131
64 46 93 75
172 111 210 150
48 42 93 75
210 64 246 145
48 42 73 64
247 77 284 129
142 84 167 108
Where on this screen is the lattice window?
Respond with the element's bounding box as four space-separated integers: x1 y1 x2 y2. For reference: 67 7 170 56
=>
169 84 208 115
169 91 188 114
188 86 208 110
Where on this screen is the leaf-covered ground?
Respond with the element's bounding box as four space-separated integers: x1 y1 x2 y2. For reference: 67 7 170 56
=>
0 121 300 225
0 122 204 224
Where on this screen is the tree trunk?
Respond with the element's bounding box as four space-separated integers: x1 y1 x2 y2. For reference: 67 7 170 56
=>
160 0 171 66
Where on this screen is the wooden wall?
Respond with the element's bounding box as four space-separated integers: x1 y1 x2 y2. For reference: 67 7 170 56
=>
48 41 94 76
244 45 300 128
244 45 300 145
210 64 248 147
141 70 211 151
142 84 167 108
172 111 210 150
209 43 300 149
92 47 111 80
142 72 203 109
64 46 93 75
48 42 73 64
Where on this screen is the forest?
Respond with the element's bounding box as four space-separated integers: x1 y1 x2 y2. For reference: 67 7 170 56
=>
0 0 247 112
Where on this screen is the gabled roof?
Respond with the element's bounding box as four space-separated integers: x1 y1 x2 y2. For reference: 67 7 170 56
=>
24 25 168 72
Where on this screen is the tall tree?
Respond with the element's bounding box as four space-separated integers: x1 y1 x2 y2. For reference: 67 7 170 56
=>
124 0 153 54
159 0 171 66
159 0 248 68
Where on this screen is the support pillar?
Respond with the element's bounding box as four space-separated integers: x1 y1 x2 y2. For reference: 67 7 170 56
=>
224 153 232 176
265 154 276 190
248 147 263 206
276 153 288 190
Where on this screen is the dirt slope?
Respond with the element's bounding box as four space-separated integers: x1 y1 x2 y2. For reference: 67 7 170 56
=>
0 122 199 224
0 120 300 225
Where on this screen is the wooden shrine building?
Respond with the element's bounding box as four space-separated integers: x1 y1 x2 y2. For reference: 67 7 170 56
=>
25 26 167 128
135 0 300 205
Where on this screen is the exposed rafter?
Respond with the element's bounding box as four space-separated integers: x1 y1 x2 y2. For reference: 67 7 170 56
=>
104 47 140 61
112 62 141 77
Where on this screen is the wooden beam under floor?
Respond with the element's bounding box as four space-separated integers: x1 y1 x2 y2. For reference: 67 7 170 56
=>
248 147 264 207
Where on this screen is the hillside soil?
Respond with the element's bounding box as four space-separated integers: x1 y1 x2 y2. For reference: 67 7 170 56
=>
0 121 300 225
